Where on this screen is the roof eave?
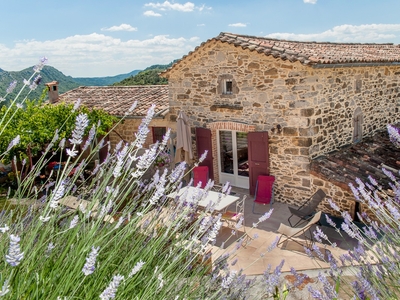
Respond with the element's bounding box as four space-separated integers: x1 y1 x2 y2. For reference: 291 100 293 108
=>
313 62 400 68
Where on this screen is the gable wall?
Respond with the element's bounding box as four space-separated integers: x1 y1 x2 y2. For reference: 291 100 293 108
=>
166 40 400 207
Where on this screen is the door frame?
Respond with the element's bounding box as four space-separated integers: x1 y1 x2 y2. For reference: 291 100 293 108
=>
216 129 249 189
206 122 256 191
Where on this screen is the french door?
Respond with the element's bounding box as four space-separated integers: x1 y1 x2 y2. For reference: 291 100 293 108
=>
217 130 249 189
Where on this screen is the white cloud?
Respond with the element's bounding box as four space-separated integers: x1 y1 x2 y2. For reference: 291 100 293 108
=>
144 10 162 17
144 1 210 12
145 1 194 12
228 23 247 28
304 0 317 4
0 33 200 77
197 24 205 27
265 24 400 43
101 24 138 32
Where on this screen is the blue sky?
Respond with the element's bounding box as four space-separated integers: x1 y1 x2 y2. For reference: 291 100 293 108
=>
1 0 400 77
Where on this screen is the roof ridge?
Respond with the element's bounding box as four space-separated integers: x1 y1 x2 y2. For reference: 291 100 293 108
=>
160 32 400 76
218 32 396 46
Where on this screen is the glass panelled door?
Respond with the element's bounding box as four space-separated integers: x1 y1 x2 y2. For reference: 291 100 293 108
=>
218 130 249 189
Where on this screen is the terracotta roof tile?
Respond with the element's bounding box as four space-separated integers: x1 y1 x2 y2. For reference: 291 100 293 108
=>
161 32 400 75
310 129 400 192
59 85 169 117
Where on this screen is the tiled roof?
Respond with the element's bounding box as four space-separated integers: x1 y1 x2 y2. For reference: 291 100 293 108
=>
59 85 169 117
310 129 400 193
162 32 400 74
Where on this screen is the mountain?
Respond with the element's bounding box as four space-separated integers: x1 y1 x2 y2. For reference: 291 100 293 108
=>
0 65 81 104
72 70 141 86
0 60 177 105
113 61 177 86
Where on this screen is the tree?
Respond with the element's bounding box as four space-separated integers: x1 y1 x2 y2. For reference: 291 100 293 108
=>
0 99 117 163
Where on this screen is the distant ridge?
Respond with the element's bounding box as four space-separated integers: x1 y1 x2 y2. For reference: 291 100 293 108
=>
71 70 141 86
0 61 176 106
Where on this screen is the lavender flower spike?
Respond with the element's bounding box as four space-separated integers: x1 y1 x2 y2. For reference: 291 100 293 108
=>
7 135 20 151
6 234 24 266
33 56 48 72
82 246 100 276
6 80 17 94
99 275 124 300
50 180 66 208
0 280 10 296
69 113 89 145
69 215 79 229
198 150 208 163
128 260 145 278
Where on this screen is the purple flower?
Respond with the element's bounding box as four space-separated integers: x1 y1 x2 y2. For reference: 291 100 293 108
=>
69 113 89 145
33 56 48 72
258 209 274 222
0 279 10 297
7 135 20 151
6 80 17 94
128 260 145 278
5 234 24 266
99 274 124 300
29 75 42 90
327 198 340 211
135 104 155 148
221 271 236 289
387 124 400 148
198 150 208 163
82 246 100 276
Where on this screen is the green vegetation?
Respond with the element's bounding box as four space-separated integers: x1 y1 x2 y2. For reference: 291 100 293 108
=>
0 99 118 163
0 66 80 106
113 61 177 86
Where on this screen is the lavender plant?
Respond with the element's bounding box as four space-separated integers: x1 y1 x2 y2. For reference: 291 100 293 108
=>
0 58 285 299
306 123 400 300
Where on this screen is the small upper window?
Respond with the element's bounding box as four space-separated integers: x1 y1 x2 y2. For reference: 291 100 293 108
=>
152 127 167 143
223 79 233 95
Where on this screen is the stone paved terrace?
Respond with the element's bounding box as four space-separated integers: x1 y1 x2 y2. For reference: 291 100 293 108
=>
213 187 361 299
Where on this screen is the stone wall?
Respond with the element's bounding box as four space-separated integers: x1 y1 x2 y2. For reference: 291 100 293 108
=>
164 40 400 206
310 175 356 219
109 117 173 149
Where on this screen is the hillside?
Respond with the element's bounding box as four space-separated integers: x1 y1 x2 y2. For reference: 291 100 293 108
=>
0 66 80 105
72 70 141 86
0 60 177 106
113 61 177 86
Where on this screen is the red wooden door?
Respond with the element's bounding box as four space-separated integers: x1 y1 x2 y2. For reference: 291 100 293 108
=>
248 131 269 195
195 127 214 180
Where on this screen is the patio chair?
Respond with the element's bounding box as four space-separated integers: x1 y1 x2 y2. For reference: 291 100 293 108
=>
252 175 275 214
193 166 209 188
222 195 247 230
277 211 322 250
192 166 222 192
222 195 252 246
287 189 326 227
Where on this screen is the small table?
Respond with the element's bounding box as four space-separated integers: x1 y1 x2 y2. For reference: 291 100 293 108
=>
170 186 240 212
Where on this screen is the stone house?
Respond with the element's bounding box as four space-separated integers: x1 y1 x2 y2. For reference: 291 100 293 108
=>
46 82 171 149
160 32 400 217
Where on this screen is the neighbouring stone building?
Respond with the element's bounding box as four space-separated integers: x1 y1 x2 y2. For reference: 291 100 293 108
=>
160 32 400 217
46 82 171 149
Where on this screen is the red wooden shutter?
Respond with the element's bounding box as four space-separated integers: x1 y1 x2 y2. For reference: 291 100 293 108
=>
195 127 214 180
98 135 110 163
248 131 269 195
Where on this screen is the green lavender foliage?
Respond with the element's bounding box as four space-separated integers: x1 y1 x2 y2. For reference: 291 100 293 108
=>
0 58 280 299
